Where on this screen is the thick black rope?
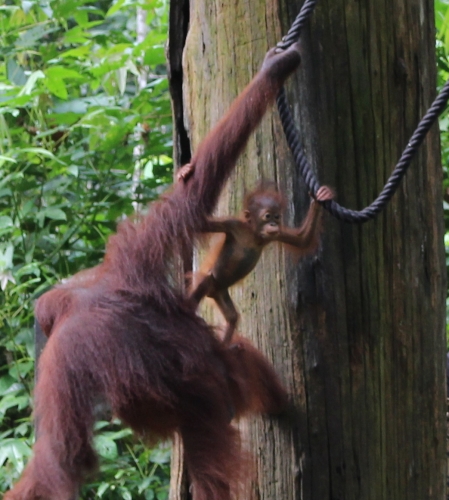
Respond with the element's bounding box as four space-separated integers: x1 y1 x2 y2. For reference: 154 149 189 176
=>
276 0 317 50
277 0 449 223
277 82 449 222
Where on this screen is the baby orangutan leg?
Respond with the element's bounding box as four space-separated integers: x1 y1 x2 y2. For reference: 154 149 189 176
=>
212 289 239 345
189 273 216 305
189 275 239 345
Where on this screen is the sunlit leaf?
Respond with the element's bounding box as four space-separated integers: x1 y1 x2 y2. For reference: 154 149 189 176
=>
149 446 171 465
0 216 14 229
117 67 128 95
20 0 34 13
97 482 110 497
106 0 128 18
59 45 92 60
63 25 91 44
19 147 67 164
0 244 14 270
121 489 132 500
73 9 89 26
0 156 17 165
0 439 32 470
44 77 68 99
45 67 80 81
18 71 45 96
94 434 118 460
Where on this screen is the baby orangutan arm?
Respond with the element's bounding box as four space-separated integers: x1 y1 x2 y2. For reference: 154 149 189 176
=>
274 186 333 252
202 218 245 233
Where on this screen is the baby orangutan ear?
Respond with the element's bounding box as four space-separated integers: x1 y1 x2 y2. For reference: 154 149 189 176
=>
243 210 251 221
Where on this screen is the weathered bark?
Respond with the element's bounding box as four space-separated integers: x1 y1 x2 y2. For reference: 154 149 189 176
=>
168 1 446 499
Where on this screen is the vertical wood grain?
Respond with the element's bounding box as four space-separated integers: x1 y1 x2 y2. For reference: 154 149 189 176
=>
169 0 446 498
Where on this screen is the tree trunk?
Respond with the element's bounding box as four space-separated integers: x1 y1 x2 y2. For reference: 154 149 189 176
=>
168 1 446 499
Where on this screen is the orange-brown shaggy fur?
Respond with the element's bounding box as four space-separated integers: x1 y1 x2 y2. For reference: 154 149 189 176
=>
5 44 301 500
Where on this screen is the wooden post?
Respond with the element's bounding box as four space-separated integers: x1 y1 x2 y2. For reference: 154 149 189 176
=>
168 0 446 499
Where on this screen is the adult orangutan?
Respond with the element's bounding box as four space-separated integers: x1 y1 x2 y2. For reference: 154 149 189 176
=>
5 42 301 500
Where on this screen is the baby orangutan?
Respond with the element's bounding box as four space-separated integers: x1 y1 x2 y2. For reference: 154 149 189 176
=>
189 183 334 344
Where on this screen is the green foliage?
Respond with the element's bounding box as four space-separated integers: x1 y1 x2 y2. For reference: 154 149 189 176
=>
83 421 170 500
0 0 172 497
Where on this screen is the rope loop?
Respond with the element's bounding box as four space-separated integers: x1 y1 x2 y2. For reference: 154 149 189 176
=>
277 0 449 223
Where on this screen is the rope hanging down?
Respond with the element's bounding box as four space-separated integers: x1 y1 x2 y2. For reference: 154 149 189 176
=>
276 0 449 223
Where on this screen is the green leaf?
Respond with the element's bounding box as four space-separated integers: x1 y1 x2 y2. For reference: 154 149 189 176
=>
19 147 67 164
15 263 41 279
156 489 168 500
149 447 171 465
53 99 88 114
97 482 110 497
94 434 118 460
121 489 132 500
0 6 20 13
0 439 32 469
0 375 17 396
9 361 34 379
106 0 127 17
46 66 84 80
0 244 14 269
0 394 29 415
44 77 68 100
41 207 67 221
39 2 54 18
15 26 57 49
21 0 34 13
0 216 14 229
59 45 92 60
138 476 157 493
0 94 35 106
117 67 127 95
63 25 91 44
73 10 89 27
18 70 45 96
6 58 27 86
145 489 155 500
0 156 17 165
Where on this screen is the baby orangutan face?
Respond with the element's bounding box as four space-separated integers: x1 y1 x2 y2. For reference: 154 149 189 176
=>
245 197 282 240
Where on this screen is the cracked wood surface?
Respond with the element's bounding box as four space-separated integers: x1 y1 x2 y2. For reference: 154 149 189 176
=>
169 0 446 499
